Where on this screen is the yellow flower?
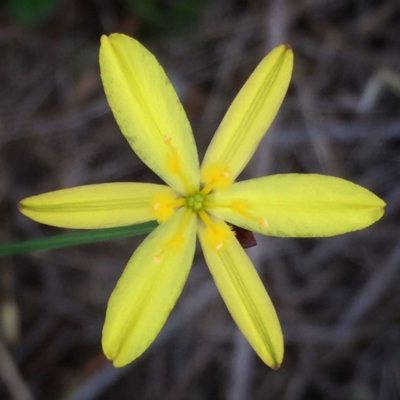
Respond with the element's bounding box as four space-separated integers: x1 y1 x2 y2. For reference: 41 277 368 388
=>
18 33 385 369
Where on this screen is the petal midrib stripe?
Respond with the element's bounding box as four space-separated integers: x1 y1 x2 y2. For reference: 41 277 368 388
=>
220 247 278 364
223 49 288 168
21 199 150 212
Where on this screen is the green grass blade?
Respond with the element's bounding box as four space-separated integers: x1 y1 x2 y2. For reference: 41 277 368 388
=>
0 221 158 256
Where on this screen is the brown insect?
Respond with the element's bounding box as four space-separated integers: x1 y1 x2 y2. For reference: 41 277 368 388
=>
229 224 257 249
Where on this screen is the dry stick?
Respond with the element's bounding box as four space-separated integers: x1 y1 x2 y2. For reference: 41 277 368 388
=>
283 346 315 400
276 119 400 143
339 244 400 327
294 79 339 174
1 99 109 145
316 244 400 350
5 67 57 141
282 246 400 345
166 343 213 400
227 330 255 400
198 14 253 135
0 338 34 400
306 18 400 96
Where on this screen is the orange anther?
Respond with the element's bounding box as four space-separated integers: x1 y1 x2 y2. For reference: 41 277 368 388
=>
153 255 162 263
164 134 172 144
258 217 268 227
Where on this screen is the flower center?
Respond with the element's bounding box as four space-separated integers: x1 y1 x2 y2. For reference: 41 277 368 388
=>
151 191 208 223
186 193 205 212
150 189 235 260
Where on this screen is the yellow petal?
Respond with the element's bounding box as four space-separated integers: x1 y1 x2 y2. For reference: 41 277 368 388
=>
201 44 293 183
208 174 385 237
198 219 283 368
100 34 199 195
102 208 196 366
19 183 175 229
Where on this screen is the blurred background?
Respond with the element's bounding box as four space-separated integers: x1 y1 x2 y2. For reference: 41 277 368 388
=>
0 0 399 399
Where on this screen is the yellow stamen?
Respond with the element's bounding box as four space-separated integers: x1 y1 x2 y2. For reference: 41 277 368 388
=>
211 199 268 229
151 209 192 262
200 180 215 196
198 210 213 230
151 192 183 223
174 209 193 239
201 163 233 192
164 136 195 194
198 211 233 251
171 198 186 208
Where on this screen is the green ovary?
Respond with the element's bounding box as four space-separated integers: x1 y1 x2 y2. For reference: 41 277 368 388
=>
186 193 205 212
